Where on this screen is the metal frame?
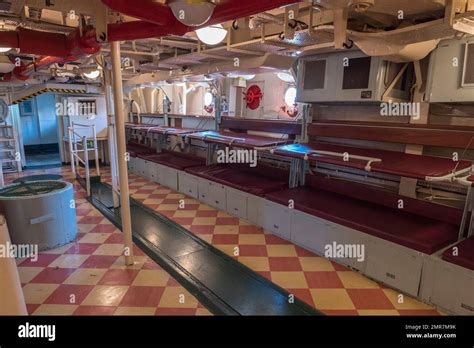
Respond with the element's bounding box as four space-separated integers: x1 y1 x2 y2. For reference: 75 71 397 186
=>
68 122 100 197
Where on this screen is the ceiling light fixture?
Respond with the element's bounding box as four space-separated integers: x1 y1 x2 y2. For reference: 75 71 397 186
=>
0 47 11 53
196 24 228 45
277 72 295 83
83 69 100 80
168 0 215 27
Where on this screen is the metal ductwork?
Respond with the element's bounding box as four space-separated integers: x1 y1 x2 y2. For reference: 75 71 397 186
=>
102 0 300 41
0 0 300 80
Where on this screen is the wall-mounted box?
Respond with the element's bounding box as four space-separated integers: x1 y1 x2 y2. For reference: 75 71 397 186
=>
296 50 413 103
426 38 474 102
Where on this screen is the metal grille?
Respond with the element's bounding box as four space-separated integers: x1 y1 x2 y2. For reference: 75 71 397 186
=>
0 181 67 197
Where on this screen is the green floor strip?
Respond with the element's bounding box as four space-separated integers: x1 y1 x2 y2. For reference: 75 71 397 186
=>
88 181 322 316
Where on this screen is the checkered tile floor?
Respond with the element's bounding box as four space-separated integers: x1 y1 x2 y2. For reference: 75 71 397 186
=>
7 168 211 316
7 166 442 315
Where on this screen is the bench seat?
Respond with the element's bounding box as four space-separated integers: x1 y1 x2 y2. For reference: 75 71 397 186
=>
140 151 205 170
265 179 460 255
442 237 474 270
186 164 288 197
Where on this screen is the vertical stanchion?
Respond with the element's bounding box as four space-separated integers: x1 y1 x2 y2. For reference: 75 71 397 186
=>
111 41 134 266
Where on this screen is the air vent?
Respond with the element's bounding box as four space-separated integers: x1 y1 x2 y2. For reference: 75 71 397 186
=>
0 0 12 12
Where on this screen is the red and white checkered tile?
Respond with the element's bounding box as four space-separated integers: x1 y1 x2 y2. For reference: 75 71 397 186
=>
6 169 211 316
7 166 442 315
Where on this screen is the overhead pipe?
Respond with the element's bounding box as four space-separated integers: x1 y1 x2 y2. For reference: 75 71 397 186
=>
1 27 101 80
1 0 300 79
103 0 301 41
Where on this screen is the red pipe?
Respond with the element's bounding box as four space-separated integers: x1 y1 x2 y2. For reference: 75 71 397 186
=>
2 27 100 80
103 0 300 41
13 55 76 80
102 0 174 26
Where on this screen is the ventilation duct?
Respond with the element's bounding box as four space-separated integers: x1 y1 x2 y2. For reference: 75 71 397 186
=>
0 0 12 12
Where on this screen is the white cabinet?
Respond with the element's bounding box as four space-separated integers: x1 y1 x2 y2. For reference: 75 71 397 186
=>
291 210 332 256
198 178 211 205
421 256 474 314
178 172 199 199
365 238 424 297
128 157 137 174
135 158 146 178
262 201 291 240
208 182 226 211
247 194 265 226
226 187 247 220
196 178 226 210
327 224 367 272
157 164 179 191
146 162 160 183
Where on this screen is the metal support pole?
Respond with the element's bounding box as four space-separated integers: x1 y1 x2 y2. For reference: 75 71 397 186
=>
111 41 134 266
163 96 170 127
214 94 222 131
104 68 120 209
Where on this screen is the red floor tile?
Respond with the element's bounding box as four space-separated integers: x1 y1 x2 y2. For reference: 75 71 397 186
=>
216 217 240 225
264 234 290 245
196 210 218 218
79 216 105 224
73 306 116 315
90 224 118 234
19 253 60 267
80 255 119 269
155 308 198 316
30 268 76 284
347 289 394 310
294 246 316 257
268 257 302 272
288 288 315 308
119 286 165 307
104 234 124 244
189 225 214 235
304 272 344 289
238 245 268 257
26 304 40 315
44 284 94 305
99 269 139 286
239 225 263 234
212 234 239 245
172 217 194 225
65 243 100 255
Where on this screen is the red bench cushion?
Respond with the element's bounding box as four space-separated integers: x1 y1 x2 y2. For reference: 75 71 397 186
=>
186 165 288 197
126 143 155 157
442 237 474 270
266 187 459 254
141 152 205 170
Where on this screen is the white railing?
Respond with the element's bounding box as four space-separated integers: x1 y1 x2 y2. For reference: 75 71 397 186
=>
68 122 100 196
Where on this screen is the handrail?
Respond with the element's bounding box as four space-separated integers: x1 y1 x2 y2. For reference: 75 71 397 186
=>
303 150 383 172
68 123 101 197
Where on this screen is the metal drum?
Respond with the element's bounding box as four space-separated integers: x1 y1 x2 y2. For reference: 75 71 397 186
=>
0 181 77 251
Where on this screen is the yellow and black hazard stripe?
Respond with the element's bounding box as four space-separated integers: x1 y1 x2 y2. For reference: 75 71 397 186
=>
12 88 87 105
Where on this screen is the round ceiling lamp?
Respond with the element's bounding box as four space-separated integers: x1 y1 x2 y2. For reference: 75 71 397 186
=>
196 24 228 45
83 70 100 79
0 56 15 74
168 0 215 27
277 72 295 83
284 87 297 107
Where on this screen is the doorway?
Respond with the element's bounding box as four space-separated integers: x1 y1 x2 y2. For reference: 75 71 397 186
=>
19 94 61 169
